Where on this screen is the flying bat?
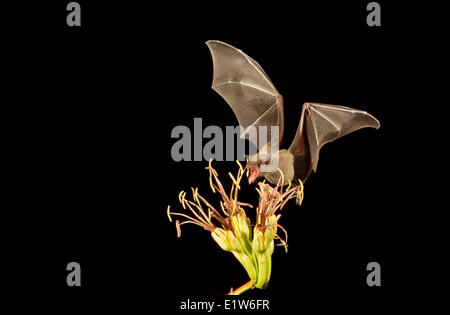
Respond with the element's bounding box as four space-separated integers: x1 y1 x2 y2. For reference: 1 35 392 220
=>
206 40 380 187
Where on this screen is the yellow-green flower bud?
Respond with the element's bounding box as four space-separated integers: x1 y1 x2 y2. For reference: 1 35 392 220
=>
211 228 232 251
231 210 251 241
263 215 278 249
263 229 274 250
267 238 275 255
253 230 266 253
267 215 278 232
237 210 251 239
227 229 242 252
231 216 241 236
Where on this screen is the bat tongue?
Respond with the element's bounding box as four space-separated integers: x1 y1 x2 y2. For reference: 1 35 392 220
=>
249 169 259 184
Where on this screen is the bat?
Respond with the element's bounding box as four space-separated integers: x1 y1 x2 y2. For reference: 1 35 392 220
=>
206 40 380 187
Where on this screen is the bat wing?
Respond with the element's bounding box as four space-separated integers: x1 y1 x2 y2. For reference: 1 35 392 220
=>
288 102 380 182
206 40 284 150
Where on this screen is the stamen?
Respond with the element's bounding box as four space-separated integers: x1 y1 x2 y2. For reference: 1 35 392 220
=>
191 187 200 204
220 200 228 216
277 168 285 194
179 220 214 233
236 160 244 174
208 158 213 170
196 194 227 226
286 179 292 192
209 173 216 193
206 160 219 193
184 199 212 227
169 211 207 226
237 201 253 208
297 179 304 205
207 159 218 176
229 182 235 202
167 205 172 222
275 237 288 252
178 190 187 209
175 220 181 238
229 172 240 190
181 191 187 209
274 223 289 252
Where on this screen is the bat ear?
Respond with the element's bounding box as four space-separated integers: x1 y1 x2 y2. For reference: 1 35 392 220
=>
247 153 258 162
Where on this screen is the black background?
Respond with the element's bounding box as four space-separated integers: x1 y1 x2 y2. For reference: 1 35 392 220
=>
13 0 442 313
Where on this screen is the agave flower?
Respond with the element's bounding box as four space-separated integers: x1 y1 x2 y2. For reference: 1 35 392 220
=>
167 160 303 295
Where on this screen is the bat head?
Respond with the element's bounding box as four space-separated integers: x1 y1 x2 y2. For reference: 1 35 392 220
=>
246 153 272 184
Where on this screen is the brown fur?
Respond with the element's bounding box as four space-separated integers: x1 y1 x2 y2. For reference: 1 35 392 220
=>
261 150 294 185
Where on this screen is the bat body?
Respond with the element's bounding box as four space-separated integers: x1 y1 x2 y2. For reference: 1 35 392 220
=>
206 40 380 186
249 149 295 185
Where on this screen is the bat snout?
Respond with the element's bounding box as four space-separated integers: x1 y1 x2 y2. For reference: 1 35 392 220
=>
246 161 261 184
248 169 259 184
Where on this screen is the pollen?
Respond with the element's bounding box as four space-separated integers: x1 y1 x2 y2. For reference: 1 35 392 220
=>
191 187 199 203
286 179 292 191
236 160 244 174
277 168 285 193
229 172 240 190
175 220 182 238
167 205 172 222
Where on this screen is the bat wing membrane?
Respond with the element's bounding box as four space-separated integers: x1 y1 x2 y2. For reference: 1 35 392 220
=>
206 40 284 150
289 102 380 182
